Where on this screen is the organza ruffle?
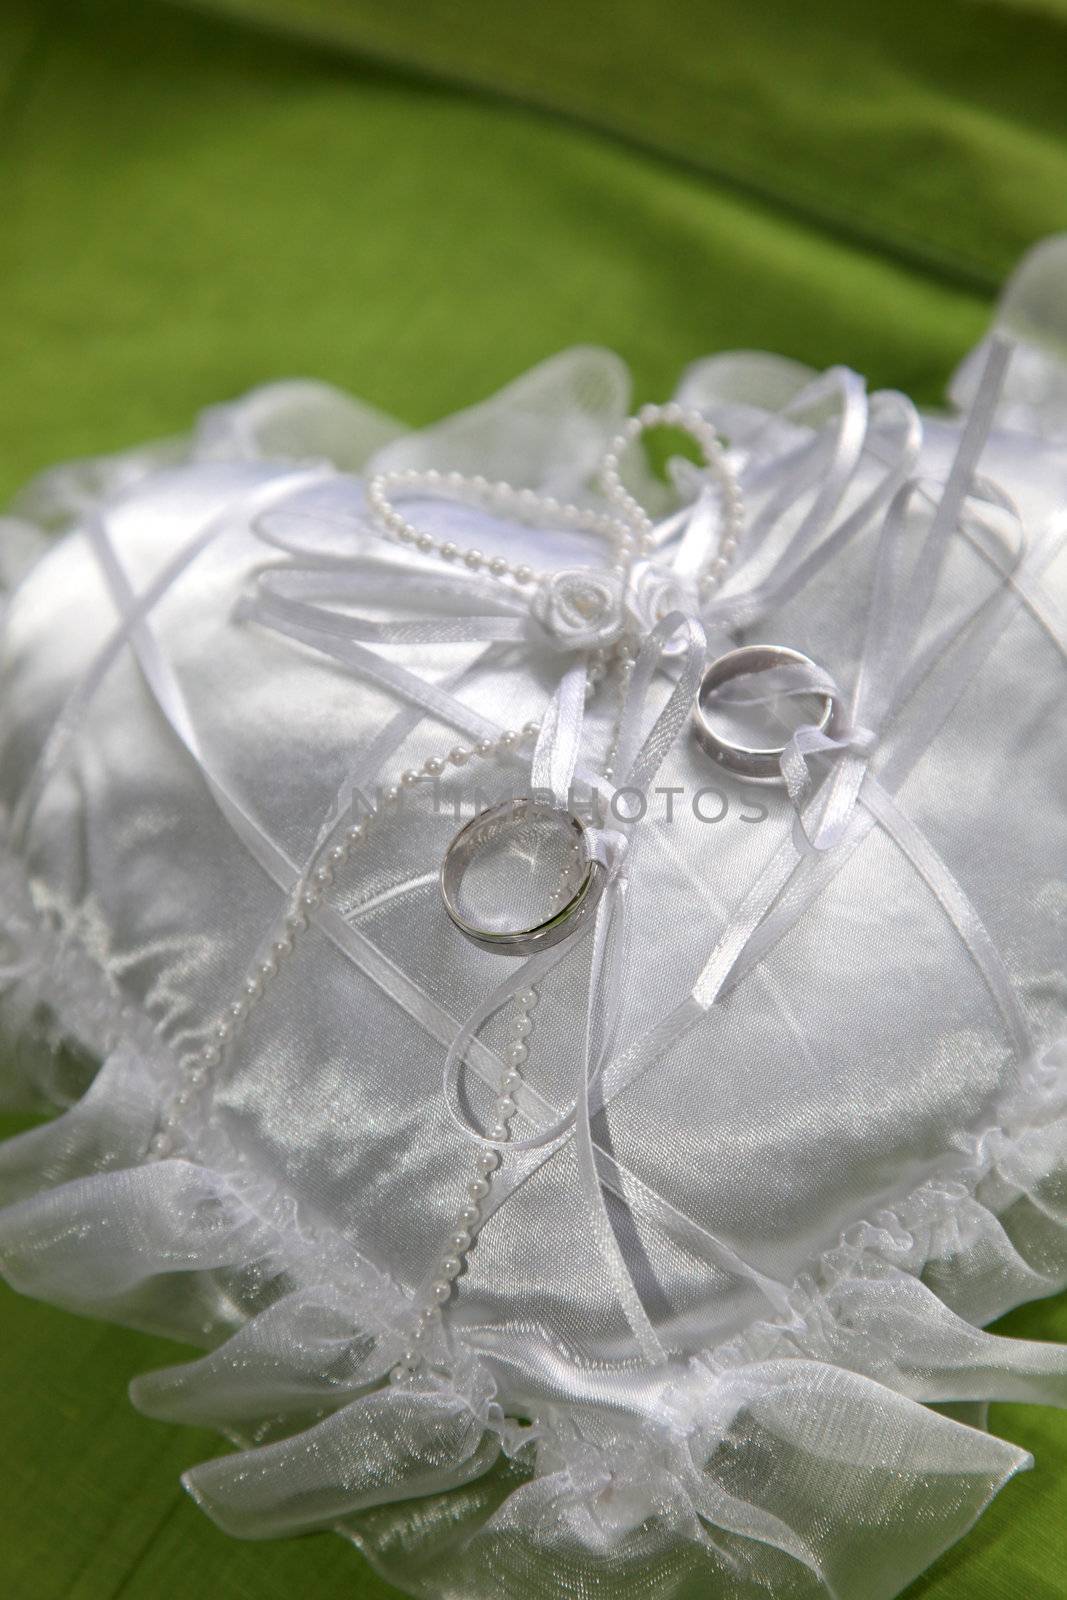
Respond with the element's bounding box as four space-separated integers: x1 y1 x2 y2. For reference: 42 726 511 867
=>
1 835 1066 1600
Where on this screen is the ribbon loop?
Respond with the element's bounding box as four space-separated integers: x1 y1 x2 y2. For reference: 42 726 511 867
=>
760 335 1024 856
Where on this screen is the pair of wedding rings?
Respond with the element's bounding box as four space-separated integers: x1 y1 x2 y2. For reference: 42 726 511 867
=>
441 645 844 955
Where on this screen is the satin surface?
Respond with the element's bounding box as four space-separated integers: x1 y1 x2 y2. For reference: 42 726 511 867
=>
2 264 1067 1597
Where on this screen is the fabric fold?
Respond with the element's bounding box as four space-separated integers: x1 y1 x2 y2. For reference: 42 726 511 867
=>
130 1283 396 1425
0 1159 270 1305
182 1382 501 1538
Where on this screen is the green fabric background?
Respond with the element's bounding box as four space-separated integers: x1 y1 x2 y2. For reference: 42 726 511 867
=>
1 1 1066 1595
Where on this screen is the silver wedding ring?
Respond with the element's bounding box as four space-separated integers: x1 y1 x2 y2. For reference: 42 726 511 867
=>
692 644 845 784
440 798 606 955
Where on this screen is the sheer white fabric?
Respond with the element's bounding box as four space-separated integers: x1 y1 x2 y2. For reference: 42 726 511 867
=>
2 243 1067 1600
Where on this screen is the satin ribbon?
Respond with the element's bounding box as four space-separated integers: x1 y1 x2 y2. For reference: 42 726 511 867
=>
696 339 1031 899
440 611 706 1363
705 372 922 634
596 334 1036 1126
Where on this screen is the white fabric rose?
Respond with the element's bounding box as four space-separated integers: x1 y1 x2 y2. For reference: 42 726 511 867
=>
625 559 701 652
530 566 625 651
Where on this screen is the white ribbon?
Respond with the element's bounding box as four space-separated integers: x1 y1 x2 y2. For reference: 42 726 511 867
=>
440 611 706 1363
758 339 1018 880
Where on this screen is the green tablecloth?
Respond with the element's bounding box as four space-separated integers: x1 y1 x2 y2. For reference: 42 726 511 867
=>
2 2 1066 1595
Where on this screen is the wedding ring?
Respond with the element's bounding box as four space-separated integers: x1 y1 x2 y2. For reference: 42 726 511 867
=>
440 798 606 955
692 644 845 784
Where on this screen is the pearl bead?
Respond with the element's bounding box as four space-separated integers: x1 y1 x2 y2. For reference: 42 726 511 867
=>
450 1229 472 1252
400 768 421 787
468 1177 491 1202
497 730 517 752
517 987 538 1009
302 883 322 909
390 1363 413 1384
228 1000 245 1022
500 1068 522 1090
513 1015 532 1038
522 721 541 738
476 739 495 758
214 1019 231 1042
440 1255 462 1279
496 1095 517 1118
477 1149 500 1174
245 974 263 999
382 785 400 805
424 756 445 776
416 533 435 553
488 557 508 577
202 1043 221 1067
440 542 459 562
149 1133 172 1157
329 844 347 865
464 549 483 569
188 1064 208 1087
489 1121 509 1141
430 1279 452 1305
459 1204 481 1228
515 565 534 584
346 821 367 844
448 746 470 766
419 1304 440 1326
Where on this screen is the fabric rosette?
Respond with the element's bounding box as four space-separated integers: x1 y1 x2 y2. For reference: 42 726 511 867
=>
530 565 627 651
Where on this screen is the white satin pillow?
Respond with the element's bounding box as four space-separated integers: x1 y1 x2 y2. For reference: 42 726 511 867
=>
2 244 1067 1600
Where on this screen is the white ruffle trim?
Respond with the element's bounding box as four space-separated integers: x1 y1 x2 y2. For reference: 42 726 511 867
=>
2 839 1067 1600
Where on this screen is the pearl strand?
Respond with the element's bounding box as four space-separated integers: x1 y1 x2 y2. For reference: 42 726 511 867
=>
546 831 584 914
391 819 574 1381
147 725 541 1159
365 468 634 587
601 635 639 785
390 985 538 1382
595 404 743 780
599 401 744 595
151 404 745 1374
